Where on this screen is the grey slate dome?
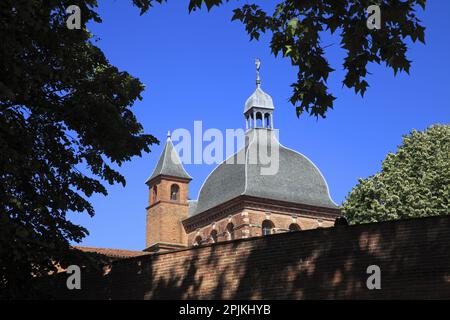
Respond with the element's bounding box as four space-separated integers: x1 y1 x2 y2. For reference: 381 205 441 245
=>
146 133 191 183
191 129 337 216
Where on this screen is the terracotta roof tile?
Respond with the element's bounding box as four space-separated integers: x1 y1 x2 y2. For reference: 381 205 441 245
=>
74 246 150 260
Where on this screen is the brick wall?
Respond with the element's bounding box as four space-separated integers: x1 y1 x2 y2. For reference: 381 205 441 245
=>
51 215 450 299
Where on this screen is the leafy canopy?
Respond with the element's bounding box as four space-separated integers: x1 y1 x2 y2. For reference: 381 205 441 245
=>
149 0 426 118
0 0 157 298
342 125 450 224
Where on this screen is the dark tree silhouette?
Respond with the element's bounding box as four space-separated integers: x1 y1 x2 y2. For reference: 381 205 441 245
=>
0 0 158 298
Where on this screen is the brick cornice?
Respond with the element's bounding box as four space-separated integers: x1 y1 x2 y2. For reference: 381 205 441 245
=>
243 195 341 218
183 197 245 232
146 200 189 210
144 242 187 253
145 174 191 187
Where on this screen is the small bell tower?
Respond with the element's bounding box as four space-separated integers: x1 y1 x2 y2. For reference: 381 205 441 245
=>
145 132 191 253
244 58 275 130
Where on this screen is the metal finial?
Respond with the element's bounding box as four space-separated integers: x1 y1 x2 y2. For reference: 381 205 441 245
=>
255 58 261 88
167 131 171 139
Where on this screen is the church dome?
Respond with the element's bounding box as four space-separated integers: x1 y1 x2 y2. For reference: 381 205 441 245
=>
191 129 337 216
244 87 274 113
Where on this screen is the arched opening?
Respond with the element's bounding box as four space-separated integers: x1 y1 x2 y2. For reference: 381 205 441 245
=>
194 236 202 246
262 220 274 236
226 223 235 240
264 113 271 128
289 223 301 232
210 230 218 243
170 184 179 201
152 185 157 203
246 115 251 129
256 112 263 128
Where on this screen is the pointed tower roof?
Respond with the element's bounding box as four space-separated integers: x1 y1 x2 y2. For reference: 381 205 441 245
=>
145 132 192 184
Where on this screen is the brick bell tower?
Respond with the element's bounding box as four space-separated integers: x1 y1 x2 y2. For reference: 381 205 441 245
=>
144 132 191 253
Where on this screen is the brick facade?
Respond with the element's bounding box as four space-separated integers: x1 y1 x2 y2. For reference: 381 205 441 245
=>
51 215 450 299
183 195 339 246
145 176 190 251
186 209 336 246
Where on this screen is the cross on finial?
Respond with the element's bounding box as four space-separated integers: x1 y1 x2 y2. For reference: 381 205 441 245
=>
255 58 261 88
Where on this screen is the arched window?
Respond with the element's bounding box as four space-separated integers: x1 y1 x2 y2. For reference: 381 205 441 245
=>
170 184 179 201
289 223 301 232
226 223 235 240
152 185 158 203
265 113 271 128
210 230 218 243
256 112 263 128
262 220 274 236
194 236 202 246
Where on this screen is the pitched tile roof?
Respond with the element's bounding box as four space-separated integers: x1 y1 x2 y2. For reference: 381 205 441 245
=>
74 246 150 260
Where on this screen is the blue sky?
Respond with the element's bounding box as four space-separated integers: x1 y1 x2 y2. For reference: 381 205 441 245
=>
70 0 450 250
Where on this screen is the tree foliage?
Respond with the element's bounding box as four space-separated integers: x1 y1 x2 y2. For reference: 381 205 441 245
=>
151 0 426 118
0 0 157 298
342 125 450 224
